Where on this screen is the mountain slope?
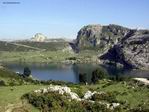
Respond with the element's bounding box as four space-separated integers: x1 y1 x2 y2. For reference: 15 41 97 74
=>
74 24 129 52
0 41 41 52
73 24 149 69
0 41 70 52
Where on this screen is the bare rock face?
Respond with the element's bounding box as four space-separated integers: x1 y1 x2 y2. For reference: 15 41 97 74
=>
74 24 129 53
74 24 149 69
100 31 149 69
76 24 103 48
72 24 130 55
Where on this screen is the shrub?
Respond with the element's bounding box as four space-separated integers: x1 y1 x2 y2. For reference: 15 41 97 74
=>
23 92 114 112
91 68 108 83
66 57 77 60
8 79 19 86
79 73 87 84
0 80 6 86
23 67 31 77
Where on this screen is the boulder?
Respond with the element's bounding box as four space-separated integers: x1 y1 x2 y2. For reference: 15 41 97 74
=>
83 91 94 100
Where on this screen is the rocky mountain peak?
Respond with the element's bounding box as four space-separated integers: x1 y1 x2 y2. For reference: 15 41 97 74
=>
74 24 130 52
31 33 47 42
72 24 149 69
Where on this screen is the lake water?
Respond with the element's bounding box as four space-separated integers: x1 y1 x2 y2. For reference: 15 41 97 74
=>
3 63 149 83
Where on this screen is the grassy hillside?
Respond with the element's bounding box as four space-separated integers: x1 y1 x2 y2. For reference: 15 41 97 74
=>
0 41 39 52
0 85 49 112
0 40 100 63
0 50 99 63
0 51 73 63
16 41 69 51
0 67 22 85
0 41 70 52
0 67 47 112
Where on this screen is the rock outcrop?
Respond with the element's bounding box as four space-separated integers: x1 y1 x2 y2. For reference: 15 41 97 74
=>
73 24 149 69
100 32 149 69
31 33 47 42
34 85 81 101
74 24 129 52
33 85 120 109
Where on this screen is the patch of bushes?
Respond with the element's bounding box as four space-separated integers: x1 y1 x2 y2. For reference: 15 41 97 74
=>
23 92 119 112
109 75 132 82
23 92 68 111
66 57 77 60
91 92 118 103
40 80 73 86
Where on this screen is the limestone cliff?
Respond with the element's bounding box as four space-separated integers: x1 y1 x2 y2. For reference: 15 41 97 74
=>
74 24 149 69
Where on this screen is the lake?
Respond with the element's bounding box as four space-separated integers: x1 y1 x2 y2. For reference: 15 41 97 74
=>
3 63 149 83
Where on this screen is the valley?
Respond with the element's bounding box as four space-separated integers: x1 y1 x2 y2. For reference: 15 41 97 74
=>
0 24 149 112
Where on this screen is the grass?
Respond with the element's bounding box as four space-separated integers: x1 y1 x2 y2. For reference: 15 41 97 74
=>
0 51 74 63
0 85 48 112
16 41 69 51
100 83 149 107
0 40 99 63
0 68 45 111
0 50 98 63
0 41 69 52
0 80 149 111
70 80 149 108
0 67 23 85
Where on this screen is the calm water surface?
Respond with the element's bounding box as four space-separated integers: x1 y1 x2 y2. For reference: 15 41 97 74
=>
3 63 149 83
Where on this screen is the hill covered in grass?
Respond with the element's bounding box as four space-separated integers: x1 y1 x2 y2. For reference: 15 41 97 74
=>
0 40 71 52
15 41 70 51
0 41 41 52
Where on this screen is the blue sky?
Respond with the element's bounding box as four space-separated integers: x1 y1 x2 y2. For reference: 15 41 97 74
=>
0 0 149 40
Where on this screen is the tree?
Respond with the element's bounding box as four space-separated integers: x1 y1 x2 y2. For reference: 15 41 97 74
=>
23 67 31 77
0 80 6 86
91 68 108 83
79 73 87 84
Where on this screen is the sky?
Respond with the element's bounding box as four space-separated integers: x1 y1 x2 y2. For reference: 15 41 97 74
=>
0 0 149 40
